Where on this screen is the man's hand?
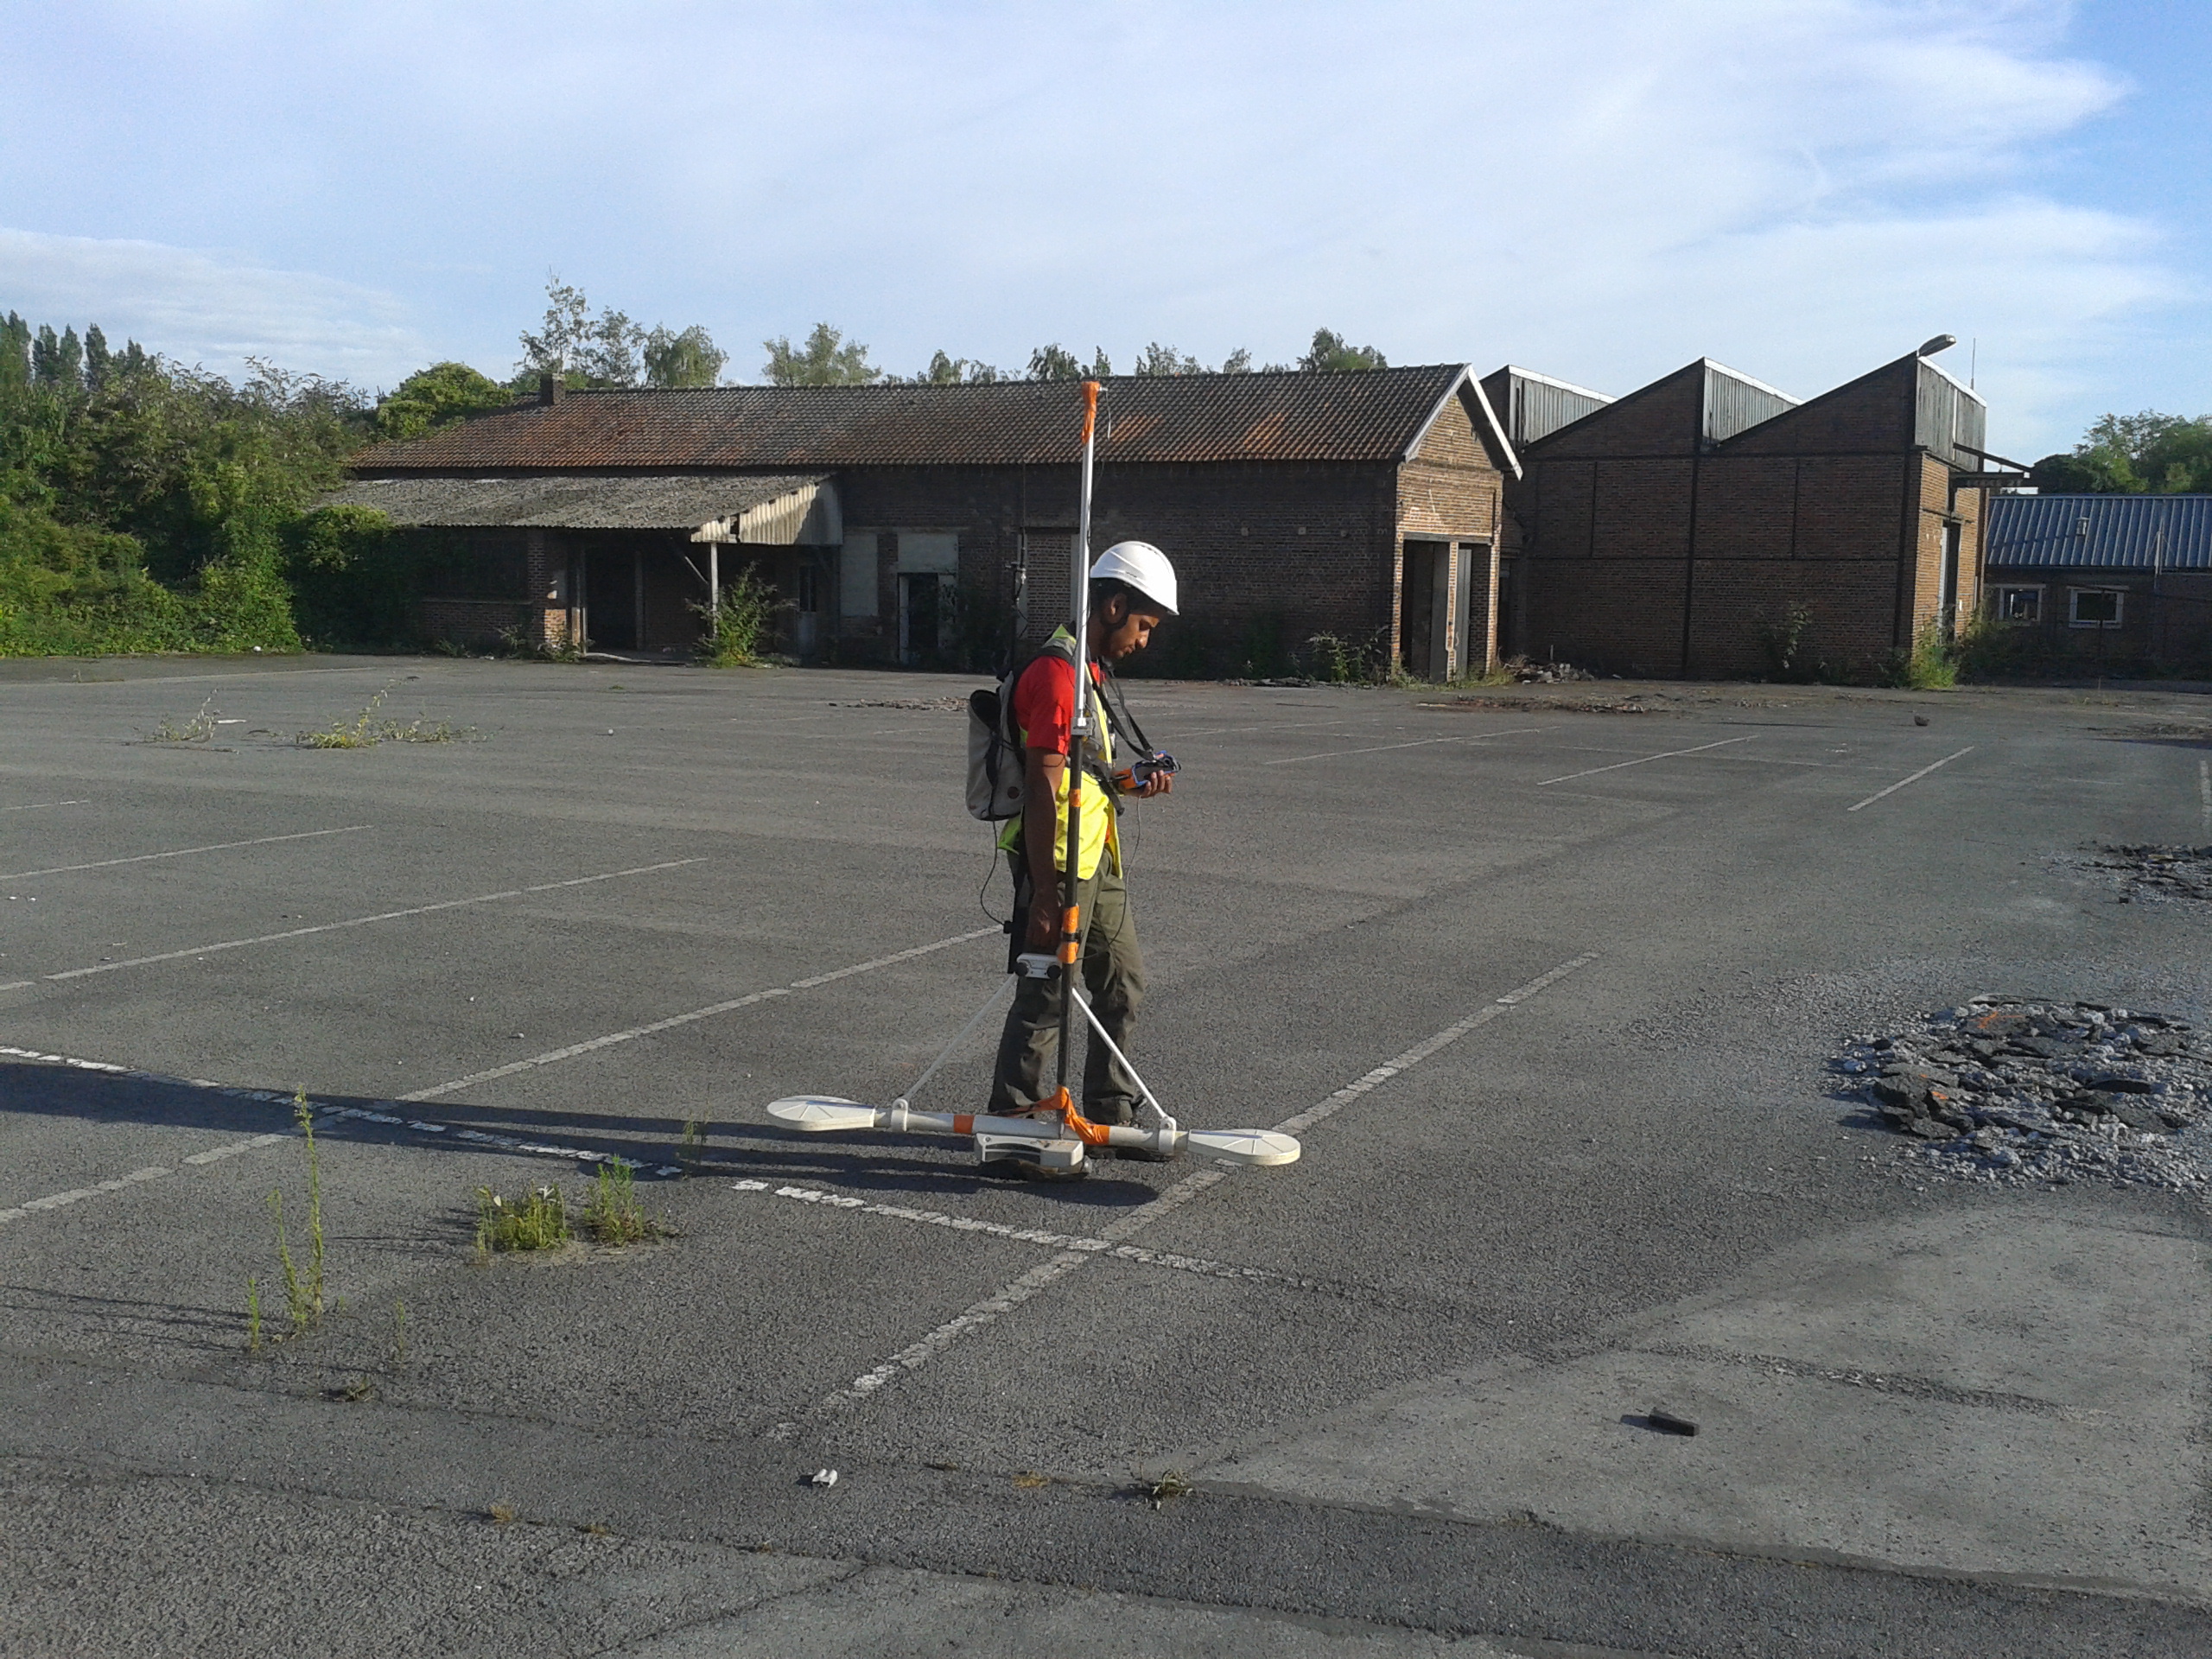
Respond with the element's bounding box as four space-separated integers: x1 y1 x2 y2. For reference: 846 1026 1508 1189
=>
1126 772 1173 798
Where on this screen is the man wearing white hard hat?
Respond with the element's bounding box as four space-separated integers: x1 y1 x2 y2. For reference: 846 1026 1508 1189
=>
988 541 1179 1139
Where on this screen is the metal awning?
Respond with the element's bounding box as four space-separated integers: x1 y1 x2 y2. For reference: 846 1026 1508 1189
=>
320 474 841 544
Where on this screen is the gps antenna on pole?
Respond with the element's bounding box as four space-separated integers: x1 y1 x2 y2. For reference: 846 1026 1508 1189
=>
1055 379 1102 1096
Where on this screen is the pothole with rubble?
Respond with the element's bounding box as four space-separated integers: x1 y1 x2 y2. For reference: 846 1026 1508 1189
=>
2062 843 2212 906
1833 996 2212 1193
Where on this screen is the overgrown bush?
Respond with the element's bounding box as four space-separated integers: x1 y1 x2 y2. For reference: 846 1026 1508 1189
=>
1758 601 1831 683
690 566 789 666
1882 618 1958 690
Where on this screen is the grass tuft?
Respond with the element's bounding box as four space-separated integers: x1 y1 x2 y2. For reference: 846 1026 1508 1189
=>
579 1161 667 1246
148 695 221 744
475 1184 569 1255
296 677 479 747
486 1501 517 1525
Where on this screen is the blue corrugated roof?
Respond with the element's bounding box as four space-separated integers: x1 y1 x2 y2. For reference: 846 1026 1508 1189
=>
1986 493 2212 569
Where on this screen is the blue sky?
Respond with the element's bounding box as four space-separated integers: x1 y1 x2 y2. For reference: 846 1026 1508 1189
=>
0 1 2202 456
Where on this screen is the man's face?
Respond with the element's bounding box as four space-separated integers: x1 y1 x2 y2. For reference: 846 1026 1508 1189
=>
1097 597 1168 662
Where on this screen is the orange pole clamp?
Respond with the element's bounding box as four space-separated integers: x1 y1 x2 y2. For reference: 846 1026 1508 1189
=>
1080 379 1099 446
1058 903 1081 964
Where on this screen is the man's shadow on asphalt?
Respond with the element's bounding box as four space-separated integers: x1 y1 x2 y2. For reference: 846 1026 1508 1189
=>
0 1058 1167 1211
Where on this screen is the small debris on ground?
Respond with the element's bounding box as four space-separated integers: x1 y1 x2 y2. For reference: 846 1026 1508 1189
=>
1643 1409 1699 1437
1834 995 2211 1192
809 1468 840 1487
2064 843 2212 906
823 697 965 711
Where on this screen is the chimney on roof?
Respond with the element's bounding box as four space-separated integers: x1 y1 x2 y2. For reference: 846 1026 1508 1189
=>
538 372 565 407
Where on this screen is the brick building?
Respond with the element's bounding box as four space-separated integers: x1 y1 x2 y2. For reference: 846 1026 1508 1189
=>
334 368 1519 676
1503 350 1997 678
1984 493 2212 668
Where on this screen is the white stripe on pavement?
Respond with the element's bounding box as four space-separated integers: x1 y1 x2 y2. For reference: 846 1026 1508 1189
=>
805 950 1598 1418
1846 747 1974 812
1268 725 1552 765
40 860 704 983
0 825 371 881
1537 737 1751 785
401 925 1000 1100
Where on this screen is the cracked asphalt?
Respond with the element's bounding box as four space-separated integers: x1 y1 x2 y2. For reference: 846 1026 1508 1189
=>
2 652 2210 1657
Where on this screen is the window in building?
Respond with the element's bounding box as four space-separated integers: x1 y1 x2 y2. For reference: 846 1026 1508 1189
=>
2069 588 2123 628
1993 585 2042 622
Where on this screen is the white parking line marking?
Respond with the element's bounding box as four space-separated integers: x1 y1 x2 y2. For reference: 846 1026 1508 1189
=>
39 860 704 983
0 925 1006 1217
1267 725 1554 766
0 1165 170 1226
402 925 1001 1101
806 950 1598 1417
0 825 372 882
1845 747 1975 812
1537 736 1751 785
0 800 87 813
747 1182 1332 1292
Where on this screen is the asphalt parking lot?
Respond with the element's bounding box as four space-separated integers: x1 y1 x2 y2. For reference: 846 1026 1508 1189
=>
3 652 2211 1657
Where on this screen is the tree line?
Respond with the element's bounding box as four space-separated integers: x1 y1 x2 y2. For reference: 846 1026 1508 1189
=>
2031 412 2212 495
0 274 1394 658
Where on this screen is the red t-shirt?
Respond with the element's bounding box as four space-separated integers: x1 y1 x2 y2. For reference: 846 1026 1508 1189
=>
1010 652 1104 755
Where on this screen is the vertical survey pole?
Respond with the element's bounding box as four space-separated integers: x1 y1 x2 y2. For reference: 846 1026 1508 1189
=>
1056 380 1101 1096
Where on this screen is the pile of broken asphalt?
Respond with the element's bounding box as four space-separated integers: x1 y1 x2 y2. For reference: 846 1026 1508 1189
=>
1834 995 2212 1193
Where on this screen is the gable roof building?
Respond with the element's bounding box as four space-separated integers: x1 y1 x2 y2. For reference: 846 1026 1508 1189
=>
340 367 1522 676
1503 350 1995 678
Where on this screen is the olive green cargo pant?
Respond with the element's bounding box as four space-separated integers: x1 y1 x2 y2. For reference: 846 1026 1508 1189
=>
988 855 1146 1122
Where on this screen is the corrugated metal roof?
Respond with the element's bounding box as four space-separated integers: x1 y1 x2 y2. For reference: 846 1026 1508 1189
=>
1986 493 2212 570
353 366 1479 473
319 473 829 532
1702 361 1797 444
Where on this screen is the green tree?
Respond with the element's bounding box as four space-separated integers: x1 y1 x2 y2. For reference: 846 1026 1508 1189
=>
2030 410 2212 494
372 362 514 440
83 325 111 390
1221 347 1254 373
644 324 727 387
1027 342 1112 380
1132 342 1203 376
0 314 27 391
33 325 84 391
898 350 1001 385
1299 328 1387 372
762 322 880 385
516 272 645 388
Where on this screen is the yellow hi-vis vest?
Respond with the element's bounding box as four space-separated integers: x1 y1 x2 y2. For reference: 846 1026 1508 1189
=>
996 627 1118 880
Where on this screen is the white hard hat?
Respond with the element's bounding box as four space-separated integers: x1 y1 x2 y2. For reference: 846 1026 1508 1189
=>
1090 540 1179 616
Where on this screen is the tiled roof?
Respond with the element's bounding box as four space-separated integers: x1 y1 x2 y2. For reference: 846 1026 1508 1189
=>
1986 493 2212 570
354 366 1481 473
318 473 826 531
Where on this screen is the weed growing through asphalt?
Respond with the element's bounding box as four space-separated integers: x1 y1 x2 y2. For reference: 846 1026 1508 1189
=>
148 695 221 744
579 1161 666 1246
264 1096 329 1339
1143 1470 1193 1510
296 678 479 747
391 1299 408 1367
677 1116 709 1173
486 1501 518 1525
475 1184 569 1256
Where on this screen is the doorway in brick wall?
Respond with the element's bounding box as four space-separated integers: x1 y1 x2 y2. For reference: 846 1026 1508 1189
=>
583 546 645 651
1939 521 1961 639
1400 539 1452 679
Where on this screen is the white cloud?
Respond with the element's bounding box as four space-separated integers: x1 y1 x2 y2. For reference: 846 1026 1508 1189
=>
0 1 2191 447
0 229 429 389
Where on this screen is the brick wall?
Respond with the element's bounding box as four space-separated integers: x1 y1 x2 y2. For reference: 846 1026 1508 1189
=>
829 442 1498 674
1508 354 1980 679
